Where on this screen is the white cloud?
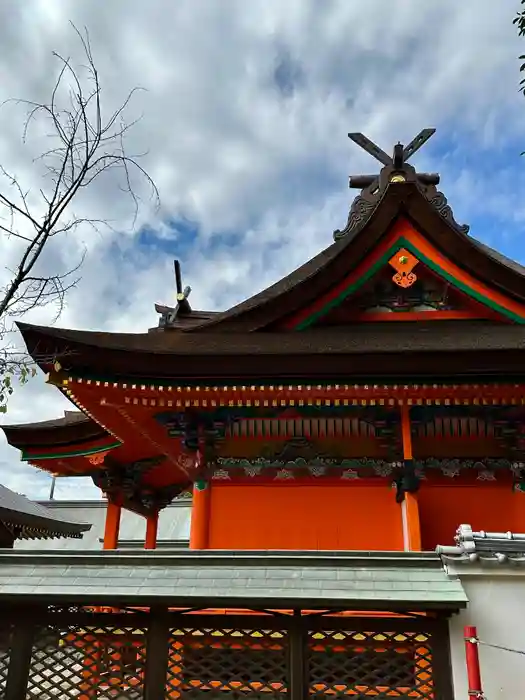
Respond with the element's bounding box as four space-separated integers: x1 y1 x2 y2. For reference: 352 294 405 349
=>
0 0 524 498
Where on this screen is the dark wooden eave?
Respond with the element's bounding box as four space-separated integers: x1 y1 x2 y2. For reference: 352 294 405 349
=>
2 410 108 449
0 484 91 540
186 181 525 332
16 320 525 381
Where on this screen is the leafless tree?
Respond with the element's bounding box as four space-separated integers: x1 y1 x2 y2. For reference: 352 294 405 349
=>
0 24 159 411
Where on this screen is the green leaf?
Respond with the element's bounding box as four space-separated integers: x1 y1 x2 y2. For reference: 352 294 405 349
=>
0 406 7 414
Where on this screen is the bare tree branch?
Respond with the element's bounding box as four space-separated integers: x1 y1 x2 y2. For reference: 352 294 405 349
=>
0 22 159 410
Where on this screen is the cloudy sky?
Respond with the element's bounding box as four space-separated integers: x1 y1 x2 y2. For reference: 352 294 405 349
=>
0 0 524 500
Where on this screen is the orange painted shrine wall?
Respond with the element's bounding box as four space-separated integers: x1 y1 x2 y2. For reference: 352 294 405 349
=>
418 485 525 550
208 484 404 550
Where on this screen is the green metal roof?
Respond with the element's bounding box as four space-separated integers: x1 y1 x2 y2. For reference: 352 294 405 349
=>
0 549 467 610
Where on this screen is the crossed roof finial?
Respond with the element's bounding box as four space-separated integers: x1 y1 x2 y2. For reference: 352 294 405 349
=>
334 127 469 240
347 128 439 190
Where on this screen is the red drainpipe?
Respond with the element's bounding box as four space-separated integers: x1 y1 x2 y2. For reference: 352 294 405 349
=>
464 625 484 699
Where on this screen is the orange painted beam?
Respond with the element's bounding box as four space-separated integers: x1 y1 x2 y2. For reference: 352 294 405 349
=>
72 378 525 406
348 310 501 322
103 501 121 550
145 511 159 550
400 406 422 552
190 480 210 549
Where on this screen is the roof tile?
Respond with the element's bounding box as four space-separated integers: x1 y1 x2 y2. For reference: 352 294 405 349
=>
0 550 467 610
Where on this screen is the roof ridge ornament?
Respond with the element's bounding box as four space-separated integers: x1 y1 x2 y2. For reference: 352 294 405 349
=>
333 128 470 240
156 259 192 328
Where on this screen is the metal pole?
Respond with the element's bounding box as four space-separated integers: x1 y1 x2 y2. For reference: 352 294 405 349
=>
464 625 484 699
49 475 56 500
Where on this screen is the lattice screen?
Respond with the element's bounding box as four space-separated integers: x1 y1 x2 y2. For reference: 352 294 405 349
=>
0 609 447 700
26 622 147 700
166 624 289 699
308 628 434 699
0 624 11 700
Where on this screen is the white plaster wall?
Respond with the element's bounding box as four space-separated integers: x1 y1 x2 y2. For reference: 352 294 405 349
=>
448 571 525 698
14 499 191 550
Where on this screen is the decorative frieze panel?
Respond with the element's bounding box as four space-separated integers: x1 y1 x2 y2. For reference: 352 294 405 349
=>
212 452 523 484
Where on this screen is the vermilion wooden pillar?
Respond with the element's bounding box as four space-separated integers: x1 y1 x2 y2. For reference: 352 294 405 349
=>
402 492 422 551
464 626 483 698
145 511 159 550
190 480 210 549
400 405 422 551
102 501 121 550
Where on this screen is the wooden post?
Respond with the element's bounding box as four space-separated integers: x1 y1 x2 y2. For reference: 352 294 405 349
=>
400 405 422 551
103 501 121 550
145 607 171 700
5 613 35 700
289 610 306 700
145 511 159 550
190 480 210 549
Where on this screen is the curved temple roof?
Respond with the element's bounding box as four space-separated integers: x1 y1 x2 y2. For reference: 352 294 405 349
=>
2 410 105 448
190 182 525 332
0 484 91 541
11 135 525 374
4 130 525 481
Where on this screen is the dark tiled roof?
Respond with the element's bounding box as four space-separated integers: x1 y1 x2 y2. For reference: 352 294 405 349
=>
15 320 525 381
0 549 467 609
2 409 107 449
470 239 525 279
192 233 358 332
0 485 91 540
191 182 525 331
16 321 525 356
4 410 89 431
197 238 353 329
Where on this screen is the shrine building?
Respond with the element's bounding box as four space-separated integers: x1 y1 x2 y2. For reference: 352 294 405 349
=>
0 128 524 699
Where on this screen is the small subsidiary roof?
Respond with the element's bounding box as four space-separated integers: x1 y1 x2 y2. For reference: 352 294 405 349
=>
2 410 105 449
0 484 91 541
